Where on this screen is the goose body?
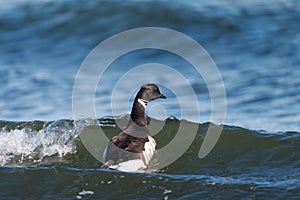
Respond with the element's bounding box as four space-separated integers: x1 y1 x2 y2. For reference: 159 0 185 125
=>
101 84 166 172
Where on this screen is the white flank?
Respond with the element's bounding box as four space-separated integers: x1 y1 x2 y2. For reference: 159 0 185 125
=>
143 136 156 165
108 159 146 172
106 136 156 172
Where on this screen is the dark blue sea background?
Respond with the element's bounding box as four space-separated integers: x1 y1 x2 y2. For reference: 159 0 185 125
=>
0 0 299 199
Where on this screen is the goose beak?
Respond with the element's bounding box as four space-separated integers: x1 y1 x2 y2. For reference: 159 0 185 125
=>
159 94 167 99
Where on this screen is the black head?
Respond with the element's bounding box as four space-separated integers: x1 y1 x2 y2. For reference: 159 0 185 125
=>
136 84 166 102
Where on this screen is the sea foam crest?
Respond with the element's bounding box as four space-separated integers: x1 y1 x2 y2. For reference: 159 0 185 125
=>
0 120 77 166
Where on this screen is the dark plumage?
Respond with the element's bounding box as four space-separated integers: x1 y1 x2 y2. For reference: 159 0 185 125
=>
101 84 166 171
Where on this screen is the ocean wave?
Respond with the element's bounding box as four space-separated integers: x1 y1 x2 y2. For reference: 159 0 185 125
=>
1 117 299 199
0 118 299 173
0 120 77 166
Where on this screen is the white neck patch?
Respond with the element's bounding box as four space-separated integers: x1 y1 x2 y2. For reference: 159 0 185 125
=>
138 98 148 109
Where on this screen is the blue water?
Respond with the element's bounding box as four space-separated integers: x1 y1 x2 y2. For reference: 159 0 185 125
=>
0 1 300 199
0 0 299 132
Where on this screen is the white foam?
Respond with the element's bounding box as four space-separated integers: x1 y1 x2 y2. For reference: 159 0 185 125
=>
78 190 94 196
0 127 76 166
76 190 94 199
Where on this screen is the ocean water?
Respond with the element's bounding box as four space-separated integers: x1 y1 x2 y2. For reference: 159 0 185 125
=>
0 0 299 199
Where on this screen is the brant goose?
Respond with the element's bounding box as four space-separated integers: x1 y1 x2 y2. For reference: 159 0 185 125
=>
101 84 166 172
